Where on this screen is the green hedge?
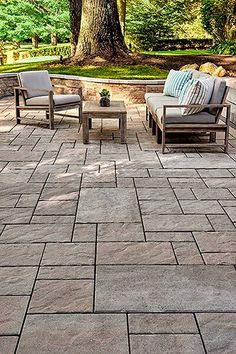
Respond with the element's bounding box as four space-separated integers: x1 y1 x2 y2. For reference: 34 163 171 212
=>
12 44 71 61
211 41 236 55
28 44 71 57
151 39 213 51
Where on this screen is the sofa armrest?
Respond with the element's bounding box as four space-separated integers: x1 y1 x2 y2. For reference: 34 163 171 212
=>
162 103 231 125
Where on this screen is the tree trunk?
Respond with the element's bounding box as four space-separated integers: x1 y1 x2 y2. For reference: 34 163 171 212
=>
51 33 58 46
68 0 82 56
32 35 39 49
118 0 127 35
75 0 129 61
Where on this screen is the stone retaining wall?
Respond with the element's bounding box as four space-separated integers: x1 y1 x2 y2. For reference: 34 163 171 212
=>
0 72 235 121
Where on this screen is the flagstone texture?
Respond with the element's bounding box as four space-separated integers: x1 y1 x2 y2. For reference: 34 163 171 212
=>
0 97 235 353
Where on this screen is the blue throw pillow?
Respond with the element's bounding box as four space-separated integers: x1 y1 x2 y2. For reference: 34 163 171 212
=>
163 69 193 98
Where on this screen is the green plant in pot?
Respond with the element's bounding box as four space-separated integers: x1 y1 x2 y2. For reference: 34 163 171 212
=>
99 89 111 107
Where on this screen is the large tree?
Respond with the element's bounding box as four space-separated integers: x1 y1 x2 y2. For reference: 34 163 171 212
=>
75 0 129 61
68 0 82 56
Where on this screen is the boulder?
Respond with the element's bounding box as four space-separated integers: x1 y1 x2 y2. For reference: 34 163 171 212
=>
213 66 227 77
180 63 199 71
199 62 218 75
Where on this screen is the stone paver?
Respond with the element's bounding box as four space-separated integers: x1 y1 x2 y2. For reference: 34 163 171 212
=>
0 336 18 354
128 313 198 333
130 334 205 354
196 313 236 354
29 280 93 313
17 314 129 354
0 97 236 353
96 265 236 312
0 296 29 334
77 188 141 223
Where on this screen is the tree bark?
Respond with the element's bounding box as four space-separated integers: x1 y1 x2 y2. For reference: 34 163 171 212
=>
75 0 129 61
51 33 58 46
68 0 82 56
32 35 39 49
117 0 127 35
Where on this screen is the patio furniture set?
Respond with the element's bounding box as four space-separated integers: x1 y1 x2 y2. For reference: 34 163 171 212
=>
14 69 230 153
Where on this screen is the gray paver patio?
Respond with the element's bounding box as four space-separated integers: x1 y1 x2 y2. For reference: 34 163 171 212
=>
0 97 235 353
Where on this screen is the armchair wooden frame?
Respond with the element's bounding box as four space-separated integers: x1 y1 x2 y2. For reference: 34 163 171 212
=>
146 86 230 153
14 84 82 130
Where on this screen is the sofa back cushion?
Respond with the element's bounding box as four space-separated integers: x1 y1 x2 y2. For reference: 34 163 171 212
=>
209 78 227 115
163 69 192 98
178 77 215 116
18 71 53 98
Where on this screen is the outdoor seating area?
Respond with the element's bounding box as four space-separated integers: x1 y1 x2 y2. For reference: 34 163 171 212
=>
0 91 236 353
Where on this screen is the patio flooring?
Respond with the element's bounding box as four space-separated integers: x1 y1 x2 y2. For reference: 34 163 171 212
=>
0 96 235 354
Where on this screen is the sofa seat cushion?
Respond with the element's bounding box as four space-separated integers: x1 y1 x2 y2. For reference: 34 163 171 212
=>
26 94 81 106
145 93 178 115
155 107 216 124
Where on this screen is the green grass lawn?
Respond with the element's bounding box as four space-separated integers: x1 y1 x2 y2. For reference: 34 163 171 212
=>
0 61 168 79
143 49 212 56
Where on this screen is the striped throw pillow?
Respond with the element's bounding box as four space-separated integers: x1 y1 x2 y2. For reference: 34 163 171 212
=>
163 70 192 98
178 77 215 116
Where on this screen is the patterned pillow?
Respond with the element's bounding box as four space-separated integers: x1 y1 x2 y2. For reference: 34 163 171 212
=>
178 77 215 116
163 70 193 98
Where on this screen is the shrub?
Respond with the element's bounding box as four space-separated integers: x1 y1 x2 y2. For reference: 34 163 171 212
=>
211 40 236 55
12 44 71 61
28 44 71 57
150 39 213 51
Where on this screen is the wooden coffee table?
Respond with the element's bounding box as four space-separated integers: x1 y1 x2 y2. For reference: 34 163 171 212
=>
82 100 127 144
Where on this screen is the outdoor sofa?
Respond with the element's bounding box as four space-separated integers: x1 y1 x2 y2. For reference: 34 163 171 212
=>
145 70 231 153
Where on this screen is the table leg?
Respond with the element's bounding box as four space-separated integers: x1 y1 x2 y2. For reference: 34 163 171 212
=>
120 113 127 144
89 118 92 129
83 113 89 144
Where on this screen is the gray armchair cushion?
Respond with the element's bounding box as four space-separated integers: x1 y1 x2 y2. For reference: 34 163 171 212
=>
155 107 216 124
26 94 81 106
18 71 53 98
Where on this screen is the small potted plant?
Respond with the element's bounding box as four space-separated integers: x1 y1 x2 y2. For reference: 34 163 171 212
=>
99 89 111 107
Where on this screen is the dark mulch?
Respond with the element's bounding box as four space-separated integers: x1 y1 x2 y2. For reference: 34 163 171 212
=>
67 53 236 76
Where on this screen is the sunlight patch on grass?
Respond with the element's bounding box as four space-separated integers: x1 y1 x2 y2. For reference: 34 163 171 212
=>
0 61 168 79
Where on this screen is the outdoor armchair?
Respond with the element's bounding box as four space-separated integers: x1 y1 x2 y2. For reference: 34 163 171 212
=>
14 70 82 129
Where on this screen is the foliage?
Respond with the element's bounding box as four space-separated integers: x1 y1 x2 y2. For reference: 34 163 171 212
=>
28 44 71 57
201 0 236 42
211 40 236 55
126 0 201 50
0 0 70 43
99 89 110 97
141 38 213 51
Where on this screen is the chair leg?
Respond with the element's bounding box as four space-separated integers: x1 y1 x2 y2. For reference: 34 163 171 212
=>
14 88 21 124
152 120 156 135
89 118 92 129
79 103 82 124
210 132 216 143
148 113 153 128
146 106 148 121
161 129 166 154
157 126 162 144
49 92 54 130
46 112 49 120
